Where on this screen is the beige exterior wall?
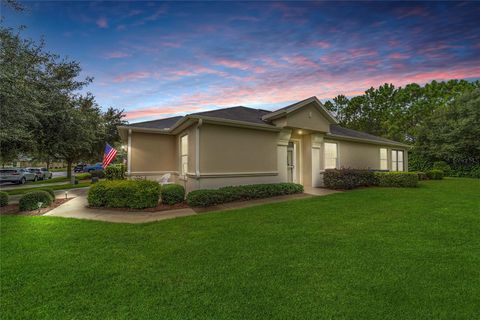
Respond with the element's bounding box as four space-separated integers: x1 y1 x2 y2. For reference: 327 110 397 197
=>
283 102 331 132
324 138 408 171
199 123 278 174
130 132 177 173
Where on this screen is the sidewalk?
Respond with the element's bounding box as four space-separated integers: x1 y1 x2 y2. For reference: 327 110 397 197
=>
44 192 334 224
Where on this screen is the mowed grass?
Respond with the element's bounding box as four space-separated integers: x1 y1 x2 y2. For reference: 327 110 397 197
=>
1 178 479 319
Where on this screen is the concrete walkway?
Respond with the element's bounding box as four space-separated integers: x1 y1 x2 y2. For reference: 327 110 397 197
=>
44 188 338 224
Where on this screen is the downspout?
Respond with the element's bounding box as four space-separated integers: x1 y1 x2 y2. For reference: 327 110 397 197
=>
127 129 132 176
196 119 202 189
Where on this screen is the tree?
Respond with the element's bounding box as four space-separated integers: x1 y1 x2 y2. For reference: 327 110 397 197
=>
415 88 480 168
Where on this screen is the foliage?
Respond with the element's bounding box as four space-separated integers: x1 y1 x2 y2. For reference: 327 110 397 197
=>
323 169 378 190
187 183 303 207
426 170 444 180
75 173 92 180
4 182 91 196
160 184 185 205
105 165 125 180
374 172 418 187
18 190 52 211
0 191 8 207
414 172 428 181
88 180 161 209
40 188 55 200
432 161 451 175
90 170 105 179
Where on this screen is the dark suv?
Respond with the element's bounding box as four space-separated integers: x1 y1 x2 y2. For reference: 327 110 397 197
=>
74 163 87 173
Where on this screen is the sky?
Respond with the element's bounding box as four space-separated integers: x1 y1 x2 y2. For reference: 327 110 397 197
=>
2 1 480 123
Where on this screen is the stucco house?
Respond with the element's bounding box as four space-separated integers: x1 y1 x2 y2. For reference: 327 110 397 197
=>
118 96 409 192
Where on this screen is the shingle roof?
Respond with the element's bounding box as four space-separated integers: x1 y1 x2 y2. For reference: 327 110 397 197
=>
127 116 183 130
329 124 406 146
192 106 272 125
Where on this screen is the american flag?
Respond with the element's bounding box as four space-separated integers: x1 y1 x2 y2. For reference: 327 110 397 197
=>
102 143 117 168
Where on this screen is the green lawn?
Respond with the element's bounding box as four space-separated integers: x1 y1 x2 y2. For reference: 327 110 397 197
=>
3 182 91 195
1 178 479 319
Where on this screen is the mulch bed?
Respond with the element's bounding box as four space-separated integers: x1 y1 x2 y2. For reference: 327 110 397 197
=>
0 198 72 216
88 202 190 212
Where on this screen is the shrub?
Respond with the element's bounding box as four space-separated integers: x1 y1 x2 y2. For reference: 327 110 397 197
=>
187 183 303 207
426 169 444 180
375 172 418 187
105 165 125 180
0 191 8 207
90 170 105 179
88 179 160 209
415 172 428 181
323 169 377 190
75 173 91 180
41 188 55 200
19 191 52 211
432 161 451 175
160 184 185 205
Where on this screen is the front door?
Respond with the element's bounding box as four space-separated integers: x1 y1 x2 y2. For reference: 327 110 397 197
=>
287 142 295 183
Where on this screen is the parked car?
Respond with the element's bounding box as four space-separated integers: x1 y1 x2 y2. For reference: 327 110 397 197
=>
27 167 53 180
0 168 37 184
74 163 87 173
83 163 104 172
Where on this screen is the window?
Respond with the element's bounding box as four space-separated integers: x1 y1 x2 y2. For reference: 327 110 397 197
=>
324 143 338 169
380 148 388 170
180 135 188 177
391 150 404 171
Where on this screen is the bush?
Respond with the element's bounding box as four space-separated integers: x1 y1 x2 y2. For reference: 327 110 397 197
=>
0 191 8 207
323 169 377 190
90 170 105 179
160 184 185 205
187 183 303 207
375 172 418 187
426 169 444 180
41 188 55 200
88 179 160 209
75 173 91 180
415 172 428 180
432 161 451 175
19 190 52 211
105 165 125 180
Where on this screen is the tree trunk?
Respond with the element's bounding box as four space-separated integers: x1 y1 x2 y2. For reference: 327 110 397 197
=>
46 159 50 170
67 161 72 179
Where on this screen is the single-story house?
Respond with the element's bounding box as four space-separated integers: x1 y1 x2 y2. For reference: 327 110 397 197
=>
118 96 409 192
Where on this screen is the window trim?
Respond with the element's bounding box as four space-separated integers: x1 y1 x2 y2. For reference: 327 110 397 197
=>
180 134 188 178
324 142 338 170
380 148 388 171
391 149 404 172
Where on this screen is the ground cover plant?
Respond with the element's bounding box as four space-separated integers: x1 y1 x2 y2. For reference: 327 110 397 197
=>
1 178 478 319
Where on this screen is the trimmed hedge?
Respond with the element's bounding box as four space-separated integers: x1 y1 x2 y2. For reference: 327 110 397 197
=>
105 165 125 180
415 172 428 181
375 172 418 187
323 169 377 190
426 169 444 180
187 183 304 207
90 170 105 179
19 190 52 211
41 188 55 200
160 184 185 205
88 179 161 209
0 191 8 207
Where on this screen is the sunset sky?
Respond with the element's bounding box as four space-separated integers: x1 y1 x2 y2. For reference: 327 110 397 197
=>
3 1 480 122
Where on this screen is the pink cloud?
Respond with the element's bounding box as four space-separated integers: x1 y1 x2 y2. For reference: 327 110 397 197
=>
283 55 318 68
215 58 250 70
104 51 131 59
113 71 153 83
387 52 411 59
96 17 108 28
312 41 331 49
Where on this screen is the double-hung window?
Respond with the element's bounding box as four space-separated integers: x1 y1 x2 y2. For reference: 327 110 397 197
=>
391 149 404 171
324 143 338 169
180 135 188 177
380 148 388 170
